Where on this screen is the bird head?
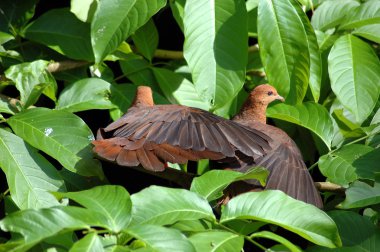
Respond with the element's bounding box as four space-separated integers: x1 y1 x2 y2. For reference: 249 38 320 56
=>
249 84 285 105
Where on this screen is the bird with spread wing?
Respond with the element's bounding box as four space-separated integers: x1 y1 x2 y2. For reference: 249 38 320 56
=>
93 84 323 208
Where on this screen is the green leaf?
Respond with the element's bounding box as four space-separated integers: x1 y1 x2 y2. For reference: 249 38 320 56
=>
132 19 158 61
125 225 195 252
130 186 215 226
0 0 37 34
190 167 269 202
0 128 65 209
183 0 247 109
304 20 322 103
220 191 341 248
5 60 57 108
23 8 94 61
119 56 157 87
338 181 380 209
328 34 380 123
152 68 210 111
170 219 212 233
318 144 373 187
169 0 185 31
339 0 380 30
0 206 104 251
56 78 115 112
353 24 380 44
54 185 131 232
353 148 380 181
91 0 166 63
127 224 195 252
69 233 104 252
326 211 380 250
315 30 339 52
7 108 103 178
258 0 310 104
267 102 334 149
70 0 97 23
251 231 302 252
189 230 244 252
310 0 360 31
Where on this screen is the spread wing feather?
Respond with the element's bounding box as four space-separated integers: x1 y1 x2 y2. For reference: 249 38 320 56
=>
242 143 323 208
93 104 271 171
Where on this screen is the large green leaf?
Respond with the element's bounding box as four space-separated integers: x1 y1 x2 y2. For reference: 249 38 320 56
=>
258 0 310 104
338 181 380 209
23 8 94 61
267 102 334 149
0 129 65 210
132 19 158 62
91 0 166 63
152 68 210 111
302 14 322 103
0 0 37 34
353 24 380 44
328 34 380 123
188 230 244 252
7 108 103 178
54 185 131 232
130 186 215 226
183 0 247 109
339 0 380 30
127 225 195 252
220 191 341 248
318 144 373 187
56 78 115 112
326 211 380 251
5 60 57 108
310 0 360 31
190 167 268 202
69 233 103 252
0 206 104 251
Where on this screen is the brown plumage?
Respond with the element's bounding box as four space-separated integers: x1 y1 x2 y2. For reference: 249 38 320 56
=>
93 86 272 172
230 84 323 208
93 85 323 208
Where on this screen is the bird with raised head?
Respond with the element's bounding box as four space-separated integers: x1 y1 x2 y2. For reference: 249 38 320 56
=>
230 84 323 208
92 84 323 208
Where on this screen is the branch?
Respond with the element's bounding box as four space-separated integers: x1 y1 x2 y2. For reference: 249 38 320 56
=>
154 49 184 60
314 182 345 193
151 44 259 60
47 60 89 73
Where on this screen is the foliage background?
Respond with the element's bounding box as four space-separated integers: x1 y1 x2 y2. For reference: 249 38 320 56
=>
0 0 379 251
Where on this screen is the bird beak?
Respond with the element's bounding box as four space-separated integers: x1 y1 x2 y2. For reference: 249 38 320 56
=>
276 95 285 102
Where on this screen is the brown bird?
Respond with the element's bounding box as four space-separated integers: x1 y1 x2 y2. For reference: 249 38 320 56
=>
93 85 323 208
230 84 323 208
93 86 271 171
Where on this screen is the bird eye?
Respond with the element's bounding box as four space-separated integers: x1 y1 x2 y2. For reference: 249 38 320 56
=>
267 91 273 96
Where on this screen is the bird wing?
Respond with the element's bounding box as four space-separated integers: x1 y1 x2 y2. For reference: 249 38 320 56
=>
251 142 323 208
93 105 272 171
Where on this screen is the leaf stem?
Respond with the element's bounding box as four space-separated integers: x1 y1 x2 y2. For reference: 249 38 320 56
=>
0 189 10 202
308 132 375 170
216 223 269 251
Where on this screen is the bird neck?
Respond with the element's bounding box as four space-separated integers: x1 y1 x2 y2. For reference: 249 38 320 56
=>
233 99 268 124
132 87 154 107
